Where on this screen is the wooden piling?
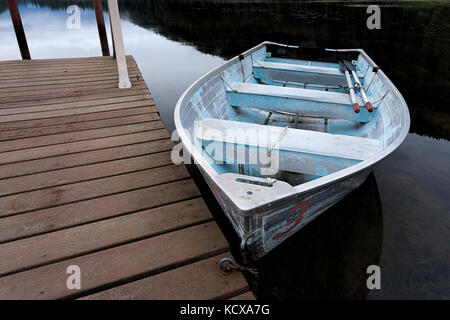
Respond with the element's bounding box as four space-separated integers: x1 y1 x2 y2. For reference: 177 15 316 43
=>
93 0 110 57
6 0 31 60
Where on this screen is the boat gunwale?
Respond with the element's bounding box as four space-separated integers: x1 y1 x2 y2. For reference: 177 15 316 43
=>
174 41 411 214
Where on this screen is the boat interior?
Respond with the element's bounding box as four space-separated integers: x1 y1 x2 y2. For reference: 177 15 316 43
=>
181 44 403 188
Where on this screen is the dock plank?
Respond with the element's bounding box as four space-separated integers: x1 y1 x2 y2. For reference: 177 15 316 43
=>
0 99 152 117
0 85 149 104
0 114 159 141
0 78 144 97
0 152 173 196
0 140 175 179
0 198 212 276
0 100 156 123
0 165 190 216
0 129 168 164
0 121 165 152
0 164 190 216
0 94 152 111
0 56 251 300
81 253 249 300
0 179 200 243
0 106 155 131
0 222 228 300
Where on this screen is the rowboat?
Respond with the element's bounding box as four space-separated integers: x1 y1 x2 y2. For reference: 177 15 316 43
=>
174 42 410 261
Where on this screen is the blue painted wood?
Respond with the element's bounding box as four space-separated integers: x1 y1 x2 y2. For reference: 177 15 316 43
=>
253 70 345 93
226 88 373 122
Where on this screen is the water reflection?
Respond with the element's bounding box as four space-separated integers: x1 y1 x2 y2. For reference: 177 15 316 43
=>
1 0 449 139
116 0 450 140
0 0 225 131
0 0 448 300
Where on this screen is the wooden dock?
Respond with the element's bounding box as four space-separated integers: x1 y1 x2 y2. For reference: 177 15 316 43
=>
0 56 253 300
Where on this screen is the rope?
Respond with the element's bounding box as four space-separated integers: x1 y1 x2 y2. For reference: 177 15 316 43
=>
371 89 390 107
362 63 371 78
220 74 236 92
251 55 263 67
219 257 259 275
267 126 289 156
365 71 377 92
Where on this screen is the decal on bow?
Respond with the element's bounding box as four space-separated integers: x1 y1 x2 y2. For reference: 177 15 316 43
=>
272 201 311 240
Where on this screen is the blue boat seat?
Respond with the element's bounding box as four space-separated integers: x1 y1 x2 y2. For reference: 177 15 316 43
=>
226 82 373 123
196 119 381 162
254 61 343 76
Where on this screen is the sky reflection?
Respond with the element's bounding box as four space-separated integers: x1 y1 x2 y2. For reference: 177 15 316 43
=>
0 3 224 130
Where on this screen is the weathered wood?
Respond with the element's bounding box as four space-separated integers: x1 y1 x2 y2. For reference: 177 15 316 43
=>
0 88 150 107
0 151 173 196
0 100 156 123
0 63 138 76
0 66 140 80
0 179 201 243
0 55 135 68
0 122 164 152
0 55 113 65
0 86 149 104
0 129 169 165
6 0 30 60
93 0 110 56
0 106 156 131
0 165 190 216
0 139 174 179
0 114 159 141
0 73 142 89
0 72 142 88
0 97 151 116
81 253 249 300
0 65 137 78
0 222 228 299
0 67 140 82
0 198 212 276
0 75 143 93
0 79 141 96
0 56 249 300
0 90 151 109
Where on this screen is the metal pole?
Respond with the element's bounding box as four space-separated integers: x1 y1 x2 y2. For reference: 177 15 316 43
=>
343 61 374 113
93 0 110 56
107 0 131 88
7 0 31 60
339 61 360 113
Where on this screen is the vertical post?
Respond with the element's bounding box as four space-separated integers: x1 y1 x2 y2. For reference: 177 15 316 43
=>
7 0 31 60
109 15 116 58
107 0 131 89
93 0 110 56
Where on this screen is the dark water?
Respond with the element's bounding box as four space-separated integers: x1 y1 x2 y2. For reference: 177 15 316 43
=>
0 0 448 299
